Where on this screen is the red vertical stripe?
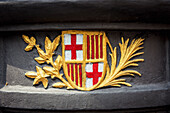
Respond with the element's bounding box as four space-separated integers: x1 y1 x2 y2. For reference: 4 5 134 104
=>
71 34 77 59
75 64 78 86
87 35 90 59
91 35 94 59
79 64 82 87
71 64 73 81
96 35 99 59
100 35 103 58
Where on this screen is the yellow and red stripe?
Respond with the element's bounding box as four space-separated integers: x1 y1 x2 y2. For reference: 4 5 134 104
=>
87 35 103 60
67 64 82 87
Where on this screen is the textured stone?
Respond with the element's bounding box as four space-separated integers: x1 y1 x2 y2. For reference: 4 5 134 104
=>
0 31 169 110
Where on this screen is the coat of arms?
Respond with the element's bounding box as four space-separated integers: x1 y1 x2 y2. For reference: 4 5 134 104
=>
22 30 144 91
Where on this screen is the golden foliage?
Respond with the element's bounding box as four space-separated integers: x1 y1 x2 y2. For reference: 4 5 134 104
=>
98 37 144 88
22 35 36 51
25 66 50 88
43 55 63 79
34 36 61 64
23 35 73 89
52 82 67 88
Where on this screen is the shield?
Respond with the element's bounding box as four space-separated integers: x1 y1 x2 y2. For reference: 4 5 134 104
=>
62 30 107 90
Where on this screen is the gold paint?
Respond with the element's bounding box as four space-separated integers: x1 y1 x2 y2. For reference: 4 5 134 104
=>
86 59 104 63
23 35 73 89
94 35 96 59
69 64 71 80
25 66 50 88
65 60 83 64
53 82 66 88
82 33 87 88
78 64 80 87
22 35 36 51
23 30 144 91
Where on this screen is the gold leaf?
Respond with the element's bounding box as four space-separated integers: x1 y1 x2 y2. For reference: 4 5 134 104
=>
33 77 41 85
125 59 144 67
105 64 110 79
41 78 48 88
22 35 36 51
111 84 121 87
51 75 56 79
36 66 45 77
35 45 46 58
33 77 48 88
43 66 55 74
109 47 117 75
116 82 132 87
34 57 46 64
127 70 141 76
129 52 144 60
54 55 63 69
25 71 37 78
24 44 34 51
105 79 126 86
30 36 36 45
111 79 126 83
52 35 60 52
67 86 74 89
45 36 52 54
131 47 144 55
52 82 66 88
43 66 60 79
43 66 54 72
120 70 141 76
114 71 135 79
31 66 49 88
124 63 139 69
22 35 30 43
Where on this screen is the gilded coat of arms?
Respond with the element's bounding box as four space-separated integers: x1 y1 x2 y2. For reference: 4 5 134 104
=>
22 30 144 91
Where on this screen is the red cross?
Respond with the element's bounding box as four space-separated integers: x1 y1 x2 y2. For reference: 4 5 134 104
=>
86 63 102 85
65 34 82 60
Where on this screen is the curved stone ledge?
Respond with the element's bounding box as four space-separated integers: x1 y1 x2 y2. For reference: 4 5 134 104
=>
0 83 169 110
1 0 170 25
1 23 170 32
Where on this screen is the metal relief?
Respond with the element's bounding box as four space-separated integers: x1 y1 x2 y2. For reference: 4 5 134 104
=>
22 30 144 91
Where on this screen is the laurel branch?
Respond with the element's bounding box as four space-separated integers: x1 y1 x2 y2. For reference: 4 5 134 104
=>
22 35 73 89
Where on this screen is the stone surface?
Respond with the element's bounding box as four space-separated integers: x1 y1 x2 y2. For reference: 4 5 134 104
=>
1 0 170 25
0 0 170 112
0 31 169 110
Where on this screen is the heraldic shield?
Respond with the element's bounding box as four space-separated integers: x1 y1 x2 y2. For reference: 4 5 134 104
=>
62 30 107 90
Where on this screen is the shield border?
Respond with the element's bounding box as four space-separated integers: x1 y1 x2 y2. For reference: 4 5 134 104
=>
62 30 107 91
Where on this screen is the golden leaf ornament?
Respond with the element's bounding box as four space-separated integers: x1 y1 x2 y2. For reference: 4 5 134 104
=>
25 66 50 88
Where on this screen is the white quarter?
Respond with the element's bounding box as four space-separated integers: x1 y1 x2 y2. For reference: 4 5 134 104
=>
64 34 71 45
76 50 83 60
98 62 104 72
65 50 71 61
85 63 93 72
76 34 83 44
